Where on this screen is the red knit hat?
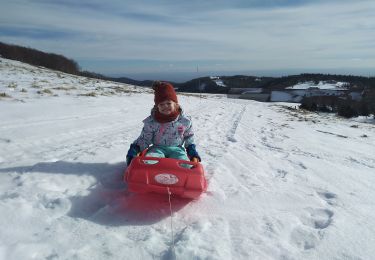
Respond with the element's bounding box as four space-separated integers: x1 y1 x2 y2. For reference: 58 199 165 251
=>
153 81 178 105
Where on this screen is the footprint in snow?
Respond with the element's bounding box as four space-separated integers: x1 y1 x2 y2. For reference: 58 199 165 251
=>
167 217 232 260
300 208 334 230
41 197 72 218
290 226 320 250
317 190 338 206
290 207 334 251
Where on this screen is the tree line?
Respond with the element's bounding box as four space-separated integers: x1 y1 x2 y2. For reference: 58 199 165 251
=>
0 41 151 84
0 41 81 75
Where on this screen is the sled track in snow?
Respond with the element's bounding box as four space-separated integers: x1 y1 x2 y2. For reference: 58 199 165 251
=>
196 102 249 184
226 105 246 143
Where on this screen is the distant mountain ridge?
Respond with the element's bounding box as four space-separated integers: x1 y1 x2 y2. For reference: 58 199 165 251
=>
1 41 374 93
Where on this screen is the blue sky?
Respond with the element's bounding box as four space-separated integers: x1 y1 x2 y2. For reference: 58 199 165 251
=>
1 0 374 81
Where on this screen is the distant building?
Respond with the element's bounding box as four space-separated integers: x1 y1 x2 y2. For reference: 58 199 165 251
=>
269 89 363 103
228 87 363 103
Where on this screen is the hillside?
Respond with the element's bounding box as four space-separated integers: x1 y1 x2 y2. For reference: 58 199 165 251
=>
0 57 148 101
1 58 375 259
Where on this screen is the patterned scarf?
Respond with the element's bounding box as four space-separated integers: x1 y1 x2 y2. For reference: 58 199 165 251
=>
154 107 181 123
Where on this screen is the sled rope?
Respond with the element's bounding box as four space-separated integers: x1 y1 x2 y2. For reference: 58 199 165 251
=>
167 187 175 257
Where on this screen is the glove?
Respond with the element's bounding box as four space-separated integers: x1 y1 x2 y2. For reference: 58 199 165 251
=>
126 143 141 166
186 144 201 162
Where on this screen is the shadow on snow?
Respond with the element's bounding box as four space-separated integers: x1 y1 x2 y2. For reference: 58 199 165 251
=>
0 161 191 226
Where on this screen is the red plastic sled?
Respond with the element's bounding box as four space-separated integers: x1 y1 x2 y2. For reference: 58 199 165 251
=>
124 149 207 199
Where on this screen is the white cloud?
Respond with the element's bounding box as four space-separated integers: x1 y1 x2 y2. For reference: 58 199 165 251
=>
1 0 374 74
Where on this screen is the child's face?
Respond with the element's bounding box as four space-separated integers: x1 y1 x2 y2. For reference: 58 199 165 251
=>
157 100 177 115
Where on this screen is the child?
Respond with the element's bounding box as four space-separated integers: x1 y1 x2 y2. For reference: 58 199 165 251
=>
126 81 201 166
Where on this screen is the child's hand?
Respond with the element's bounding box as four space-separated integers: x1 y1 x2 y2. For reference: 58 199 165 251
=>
186 144 201 162
191 157 199 163
126 143 141 166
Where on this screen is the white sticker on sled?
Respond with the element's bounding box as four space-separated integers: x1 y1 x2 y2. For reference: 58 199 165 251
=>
155 173 179 185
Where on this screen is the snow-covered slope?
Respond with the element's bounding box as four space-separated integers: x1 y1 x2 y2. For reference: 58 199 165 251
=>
1 58 375 260
0 58 148 101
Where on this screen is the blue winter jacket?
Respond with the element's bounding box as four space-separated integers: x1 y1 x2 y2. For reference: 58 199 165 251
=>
133 107 195 151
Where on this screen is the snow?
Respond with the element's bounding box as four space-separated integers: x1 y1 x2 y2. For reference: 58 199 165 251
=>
214 80 226 87
286 81 349 90
1 58 375 259
210 76 227 87
0 58 147 101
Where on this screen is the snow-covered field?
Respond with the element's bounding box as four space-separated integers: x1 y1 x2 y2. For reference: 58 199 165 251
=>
1 58 375 260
